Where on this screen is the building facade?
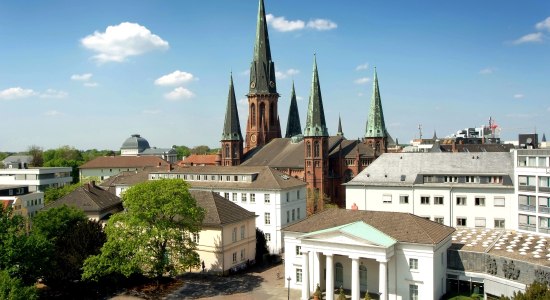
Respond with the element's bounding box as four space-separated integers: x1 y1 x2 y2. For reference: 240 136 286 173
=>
0 167 72 192
120 134 177 163
79 156 170 180
0 185 44 217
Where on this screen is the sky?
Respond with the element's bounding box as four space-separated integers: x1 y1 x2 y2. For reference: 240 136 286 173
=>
0 0 549 152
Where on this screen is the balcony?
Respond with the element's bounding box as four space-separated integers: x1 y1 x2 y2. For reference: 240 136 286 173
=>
519 204 536 212
518 224 536 232
539 227 550 234
540 187 550 193
540 206 550 214
519 186 536 192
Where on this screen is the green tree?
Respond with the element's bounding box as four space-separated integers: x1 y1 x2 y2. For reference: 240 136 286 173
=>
306 188 331 216
27 145 43 167
508 281 550 300
0 270 38 300
255 228 269 264
172 145 191 160
82 179 205 281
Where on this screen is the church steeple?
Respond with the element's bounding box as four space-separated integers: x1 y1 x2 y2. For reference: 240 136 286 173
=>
285 81 302 138
249 0 277 95
336 115 344 137
244 0 281 152
365 67 387 138
222 74 242 141
432 130 438 140
304 55 328 137
221 74 243 166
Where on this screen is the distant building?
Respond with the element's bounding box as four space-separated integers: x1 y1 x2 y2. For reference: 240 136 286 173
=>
0 167 72 192
120 134 177 163
0 185 44 217
1 155 32 169
79 156 170 181
44 181 123 223
178 154 220 167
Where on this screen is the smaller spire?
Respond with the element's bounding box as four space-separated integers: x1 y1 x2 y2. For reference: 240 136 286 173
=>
432 130 438 140
336 114 344 137
285 81 302 138
543 133 547 142
221 74 243 141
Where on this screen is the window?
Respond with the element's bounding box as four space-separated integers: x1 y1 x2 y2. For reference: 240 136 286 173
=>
494 197 505 207
400 195 409 204
519 176 536 186
250 193 256 203
265 213 271 225
314 141 320 157
475 217 486 228
490 176 503 184
297 190 300 199
287 211 290 223
232 193 237 202
457 217 467 227
306 142 311 158
456 196 466 206
383 194 392 204
241 193 247 202
494 219 505 228
241 249 245 261
475 197 485 206
296 268 302 283
409 258 418 270
434 196 444 205
232 228 237 242
265 233 271 241
465 176 479 183
434 217 444 224
297 208 301 219
240 225 245 239
444 176 458 183
232 252 237 263
286 192 290 202
264 194 270 204
420 196 430 205
292 209 295 221
224 193 229 200
296 245 302 255
192 233 200 243
540 177 550 188
409 284 419 300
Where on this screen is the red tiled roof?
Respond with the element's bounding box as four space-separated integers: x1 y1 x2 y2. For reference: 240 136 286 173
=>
79 156 170 169
178 154 219 166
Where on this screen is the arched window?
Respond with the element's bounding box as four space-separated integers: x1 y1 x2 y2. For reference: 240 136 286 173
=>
233 144 238 158
306 142 311 158
251 103 256 127
360 264 368 291
314 141 320 157
269 102 275 125
260 103 266 124
335 262 343 288
225 144 230 158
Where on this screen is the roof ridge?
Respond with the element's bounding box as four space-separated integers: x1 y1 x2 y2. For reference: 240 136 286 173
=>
407 213 438 244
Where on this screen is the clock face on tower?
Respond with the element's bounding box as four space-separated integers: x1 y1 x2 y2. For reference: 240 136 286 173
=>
250 81 256 89
251 134 257 143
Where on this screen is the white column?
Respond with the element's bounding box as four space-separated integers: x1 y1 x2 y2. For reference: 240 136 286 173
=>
351 257 360 300
326 254 334 300
302 251 310 300
378 259 388 300
313 251 321 291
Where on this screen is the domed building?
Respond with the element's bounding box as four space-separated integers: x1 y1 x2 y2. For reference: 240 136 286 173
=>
120 134 177 163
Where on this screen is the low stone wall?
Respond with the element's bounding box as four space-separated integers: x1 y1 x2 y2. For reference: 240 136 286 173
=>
448 249 550 285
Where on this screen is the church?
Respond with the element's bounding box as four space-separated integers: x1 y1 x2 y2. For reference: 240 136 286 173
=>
217 0 396 210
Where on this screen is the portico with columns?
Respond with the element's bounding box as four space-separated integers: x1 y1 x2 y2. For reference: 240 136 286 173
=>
283 208 455 300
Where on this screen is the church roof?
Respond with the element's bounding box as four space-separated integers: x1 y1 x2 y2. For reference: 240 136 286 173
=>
190 190 256 227
248 0 277 95
284 208 455 245
222 74 243 141
178 154 219 166
304 55 328 137
120 134 150 151
285 82 302 138
365 68 388 138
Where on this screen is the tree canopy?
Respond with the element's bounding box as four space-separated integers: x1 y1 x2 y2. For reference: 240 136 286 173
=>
83 179 205 281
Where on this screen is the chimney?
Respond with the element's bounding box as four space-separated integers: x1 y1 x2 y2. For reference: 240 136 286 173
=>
351 203 359 210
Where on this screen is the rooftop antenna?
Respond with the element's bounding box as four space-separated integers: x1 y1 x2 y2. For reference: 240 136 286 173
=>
418 124 423 140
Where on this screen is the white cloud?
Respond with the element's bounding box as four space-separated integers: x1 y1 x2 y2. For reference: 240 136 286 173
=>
155 70 195 86
354 77 371 85
239 70 250 76
536 17 550 31
40 89 68 99
71 73 93 81
296 96 304 101
81 22 169 63
513 94 525 99
164 87 194 101
513 32 543 45
266 14 305 32
142 109 161 114
44 110 62 116
307 19 337 31
356 63 369 71
238 98 248 107
479 68 494 75
0 87 36 100
84 82 99 87
276 68 300 79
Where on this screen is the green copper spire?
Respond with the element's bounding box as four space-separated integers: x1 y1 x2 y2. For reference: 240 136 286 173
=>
304 55 328 137
336 114 344 137
249 0 277 94
365 67 388 138
285 82 302 138
222 74 243 141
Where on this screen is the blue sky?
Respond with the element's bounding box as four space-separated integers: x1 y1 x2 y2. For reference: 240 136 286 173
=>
1 0 549 151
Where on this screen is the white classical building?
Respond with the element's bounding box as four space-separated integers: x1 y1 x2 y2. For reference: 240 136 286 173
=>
283 208 454 300
345 152 516 230
0 167 72 192
145 165 306 254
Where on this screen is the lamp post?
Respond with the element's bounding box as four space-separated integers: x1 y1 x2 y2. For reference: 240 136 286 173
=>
287 276 291 300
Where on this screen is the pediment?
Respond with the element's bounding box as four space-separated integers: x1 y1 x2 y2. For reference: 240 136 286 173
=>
300 231 384 247
297 221 397 248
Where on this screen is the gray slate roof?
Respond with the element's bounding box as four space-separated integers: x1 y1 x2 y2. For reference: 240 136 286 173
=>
284 208 455 245
46 183 122 214
190 190 255 227
121 134 150 151
346 152 514 186
2 155 32 165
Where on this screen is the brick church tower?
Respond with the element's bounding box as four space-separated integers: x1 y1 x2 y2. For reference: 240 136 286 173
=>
244 0 281 152
364 67 389 157
304 55 329 212
220 74 244 166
